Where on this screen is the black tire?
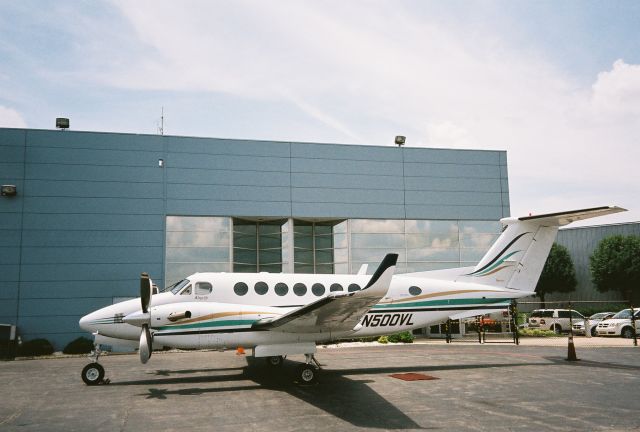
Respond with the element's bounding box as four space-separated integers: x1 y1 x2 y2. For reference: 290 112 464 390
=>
621 327 635 339
296 364 318 385
266 355 284 367
552 325 562 335
590 326 598 337
82 363 104 386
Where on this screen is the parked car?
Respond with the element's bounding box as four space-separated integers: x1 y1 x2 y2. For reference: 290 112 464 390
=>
596 309 640 338
528 309 585 334
572 312 615 336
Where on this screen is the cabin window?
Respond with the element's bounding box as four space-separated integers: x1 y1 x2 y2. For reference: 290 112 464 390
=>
234 282 248 296
330 283 343 292
275 282 288 296
347 283 361 292
312 283 325 296
180 284 192 295
254 281 268 295
293 283 307 296
409 286 422 296
195 282 212 295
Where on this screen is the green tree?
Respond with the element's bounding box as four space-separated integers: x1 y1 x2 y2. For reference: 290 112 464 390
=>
536 243 577 307
589 235 640 305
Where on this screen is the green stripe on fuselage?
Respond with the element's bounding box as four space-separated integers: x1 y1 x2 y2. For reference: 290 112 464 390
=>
372 297 512 309
155 319 255 331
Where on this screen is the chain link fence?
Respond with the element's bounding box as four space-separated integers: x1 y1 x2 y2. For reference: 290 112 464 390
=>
418 300 639 349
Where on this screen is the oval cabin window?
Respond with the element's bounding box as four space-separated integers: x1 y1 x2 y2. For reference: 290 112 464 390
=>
234 282 248 296
275 282 288 296
254 282 268 295
293 283 307 296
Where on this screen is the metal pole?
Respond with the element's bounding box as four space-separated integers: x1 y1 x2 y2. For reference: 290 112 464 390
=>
511 300 519 346
630 302 637 347
445 319 451 343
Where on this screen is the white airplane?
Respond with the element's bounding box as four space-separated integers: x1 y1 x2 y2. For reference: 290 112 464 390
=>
79 206 625 385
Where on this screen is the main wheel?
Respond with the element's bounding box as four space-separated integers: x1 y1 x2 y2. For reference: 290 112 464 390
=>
296 364 318 385
590 326 598 337
82 363 105 386
621 327 635 339
266 355 284 367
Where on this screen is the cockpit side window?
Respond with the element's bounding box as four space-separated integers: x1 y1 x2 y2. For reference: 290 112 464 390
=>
195 282 212 295
169 279 190 295
180 284 192 295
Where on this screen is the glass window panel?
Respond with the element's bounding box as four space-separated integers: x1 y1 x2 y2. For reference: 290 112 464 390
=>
295 235 314 249
460 248 489 262
351 249 406 262
406 233 459 249
348 283 361 292
315 250 333 264
294 264 314 273
459 221 502 234
233 235 257 250
165 263 228 286
233 249 257 265
259 250 282 264
406 262 461 272
294 250 314 263
234 264 257 273
407 248 459 262
460 233 499 249
166 216 230 232
166 231 230 247
334 263 349 274
350 219 404 233
315 264 334 274
315 225 332 235
259 236 282 249
166 247 229 263
405 220 457 234
333 248 348 263
333 220 348 234
351 233 405 248
333 233 348 248
293 225 313 235
315 236 333 250
259 264 282 273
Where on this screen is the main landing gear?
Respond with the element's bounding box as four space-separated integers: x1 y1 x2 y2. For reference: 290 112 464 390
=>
81 343 108 386
295 353 321 385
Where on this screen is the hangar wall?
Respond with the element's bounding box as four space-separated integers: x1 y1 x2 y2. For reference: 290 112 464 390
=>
0 128 509 348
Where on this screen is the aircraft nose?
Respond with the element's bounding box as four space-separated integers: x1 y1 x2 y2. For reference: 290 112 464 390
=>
79 313 95 332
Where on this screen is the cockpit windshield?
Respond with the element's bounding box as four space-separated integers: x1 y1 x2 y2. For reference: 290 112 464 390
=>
164 279 190 295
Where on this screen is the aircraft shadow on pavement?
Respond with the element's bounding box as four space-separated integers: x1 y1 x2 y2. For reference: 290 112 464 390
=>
111 360 541 429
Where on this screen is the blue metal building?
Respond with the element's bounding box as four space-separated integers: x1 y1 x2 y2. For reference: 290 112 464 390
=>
0 128 510 348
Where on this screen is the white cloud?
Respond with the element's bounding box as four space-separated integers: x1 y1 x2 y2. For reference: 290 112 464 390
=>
47 1 640 223
0 105 27 128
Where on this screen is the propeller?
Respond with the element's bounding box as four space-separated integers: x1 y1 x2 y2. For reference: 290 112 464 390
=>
139 272 152 364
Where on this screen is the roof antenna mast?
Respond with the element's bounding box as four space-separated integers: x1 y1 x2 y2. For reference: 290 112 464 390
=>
158 107 164 135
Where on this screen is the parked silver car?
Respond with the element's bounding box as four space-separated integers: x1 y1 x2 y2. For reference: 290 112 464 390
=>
572 312 615 336
596 309 640 338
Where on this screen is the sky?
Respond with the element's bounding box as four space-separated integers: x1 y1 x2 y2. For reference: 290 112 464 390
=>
1 0 639 226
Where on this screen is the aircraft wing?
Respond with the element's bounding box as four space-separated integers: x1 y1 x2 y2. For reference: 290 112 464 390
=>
252 254 398 334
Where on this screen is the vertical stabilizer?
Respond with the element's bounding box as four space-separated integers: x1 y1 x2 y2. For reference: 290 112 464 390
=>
464 206 625 291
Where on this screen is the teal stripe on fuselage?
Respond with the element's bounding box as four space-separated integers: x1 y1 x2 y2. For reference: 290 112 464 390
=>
155 319 255 331
372 297 512 309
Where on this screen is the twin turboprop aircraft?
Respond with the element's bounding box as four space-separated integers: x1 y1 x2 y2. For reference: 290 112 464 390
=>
79 206 625 385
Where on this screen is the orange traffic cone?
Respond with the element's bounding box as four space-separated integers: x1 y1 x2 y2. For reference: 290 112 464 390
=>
566 335 578 361
236 346 245 355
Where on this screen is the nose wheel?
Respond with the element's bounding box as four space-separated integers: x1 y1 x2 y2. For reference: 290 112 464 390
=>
82 363 105 385
81 342 108 385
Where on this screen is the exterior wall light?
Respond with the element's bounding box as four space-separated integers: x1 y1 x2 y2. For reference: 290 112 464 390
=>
56 118 69 130
158 159 164 167
395 136 406 147
1 185 17 197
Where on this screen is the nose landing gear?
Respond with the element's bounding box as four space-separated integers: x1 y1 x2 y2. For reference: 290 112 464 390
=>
81 343 108 385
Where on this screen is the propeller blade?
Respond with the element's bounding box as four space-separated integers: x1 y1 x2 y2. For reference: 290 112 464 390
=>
139 324 152 364
140 272 151 313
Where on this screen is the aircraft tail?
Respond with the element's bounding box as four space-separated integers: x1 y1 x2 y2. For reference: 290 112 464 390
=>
464 206 625 291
